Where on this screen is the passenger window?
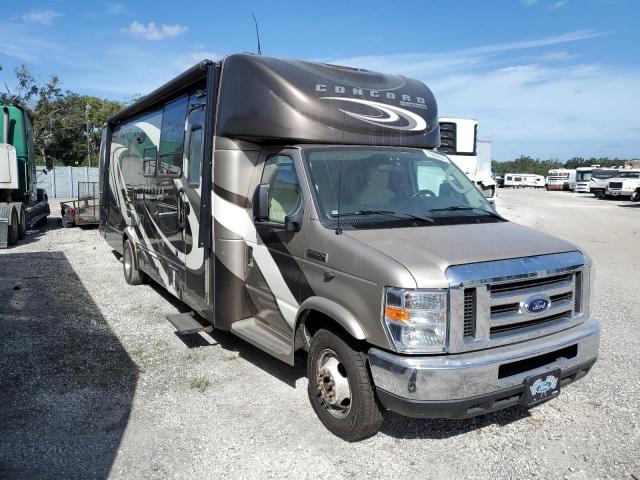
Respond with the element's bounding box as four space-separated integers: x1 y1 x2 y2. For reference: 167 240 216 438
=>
187 126 203 187
158 96 189 176
261 155 300 224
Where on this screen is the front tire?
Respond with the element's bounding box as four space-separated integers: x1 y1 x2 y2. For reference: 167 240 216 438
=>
123 239 146 285
7 207 19 245
631 189 640 202
307 329 383 441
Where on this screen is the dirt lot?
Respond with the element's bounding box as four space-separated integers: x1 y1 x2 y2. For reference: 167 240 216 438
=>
1 189 639 480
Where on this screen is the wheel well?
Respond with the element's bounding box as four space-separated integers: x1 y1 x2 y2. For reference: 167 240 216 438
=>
296 309 362 352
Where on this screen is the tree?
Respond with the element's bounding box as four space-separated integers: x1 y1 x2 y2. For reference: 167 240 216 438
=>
0 64 39 107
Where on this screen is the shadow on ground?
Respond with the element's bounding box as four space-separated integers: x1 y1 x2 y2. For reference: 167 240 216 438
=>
0 252 137 479
380 405 531 440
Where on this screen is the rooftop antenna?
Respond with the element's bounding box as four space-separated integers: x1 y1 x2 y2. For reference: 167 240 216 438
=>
251 12 262 55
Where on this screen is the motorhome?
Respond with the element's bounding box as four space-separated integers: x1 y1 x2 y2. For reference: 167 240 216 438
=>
587 168 620 198
546 168 576 191
438 118 497 203
572 166 599 192
100 54 600 441
503 173 545 188
605 170 640 201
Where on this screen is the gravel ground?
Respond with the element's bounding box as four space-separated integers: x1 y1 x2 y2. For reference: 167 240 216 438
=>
0 190 639 480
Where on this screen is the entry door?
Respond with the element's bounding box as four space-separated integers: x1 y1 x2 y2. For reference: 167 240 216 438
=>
245 149 307 337
180 102 208 312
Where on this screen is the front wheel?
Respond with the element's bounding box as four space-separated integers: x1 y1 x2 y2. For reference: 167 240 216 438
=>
631 190 640 202
307 329 383 441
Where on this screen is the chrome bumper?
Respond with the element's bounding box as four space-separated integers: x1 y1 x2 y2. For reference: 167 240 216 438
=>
368 316 600 411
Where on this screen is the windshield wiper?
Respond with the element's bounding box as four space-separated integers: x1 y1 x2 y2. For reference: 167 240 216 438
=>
331 209 434 223
429 206 504 220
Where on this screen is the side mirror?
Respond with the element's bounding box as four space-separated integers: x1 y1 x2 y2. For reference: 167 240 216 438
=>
284 193 303 232
41 168 48 175
253 183 270 221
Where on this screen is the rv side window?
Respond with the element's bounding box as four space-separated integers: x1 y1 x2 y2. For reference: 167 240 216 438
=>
187 126 203 187
261 154 300 224
158 96 189 177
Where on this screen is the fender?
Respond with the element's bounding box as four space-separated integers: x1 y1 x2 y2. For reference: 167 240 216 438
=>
296 296 367 342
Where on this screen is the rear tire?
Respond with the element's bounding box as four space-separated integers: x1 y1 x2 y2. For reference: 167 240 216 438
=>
307 329 383 441
123 239 146 285
7 207 19 245
13 203 26 239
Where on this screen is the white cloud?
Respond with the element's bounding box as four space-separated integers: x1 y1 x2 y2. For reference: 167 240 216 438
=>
551 0 569 8
326 31 639 160
122 21 188 41
22 9 64 25
522 0 540 6
107 3 126 15
536 50 579 61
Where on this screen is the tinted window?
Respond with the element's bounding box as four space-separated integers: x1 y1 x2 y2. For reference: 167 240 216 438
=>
158 96 188 176
261 155 300 223
187 126 203 187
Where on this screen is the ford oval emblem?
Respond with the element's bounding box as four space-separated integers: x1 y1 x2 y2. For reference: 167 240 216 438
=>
524 296 551 314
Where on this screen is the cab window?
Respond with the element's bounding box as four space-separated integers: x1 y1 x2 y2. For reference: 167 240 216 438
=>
261 155 300 223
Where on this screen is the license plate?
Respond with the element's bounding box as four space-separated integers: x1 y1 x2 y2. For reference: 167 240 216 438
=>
522 369 561 405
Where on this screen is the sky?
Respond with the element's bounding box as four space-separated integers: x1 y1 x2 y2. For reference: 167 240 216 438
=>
1 0 639 161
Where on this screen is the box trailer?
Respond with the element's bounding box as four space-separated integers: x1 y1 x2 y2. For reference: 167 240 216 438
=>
438 118 497 204
100 54 600 440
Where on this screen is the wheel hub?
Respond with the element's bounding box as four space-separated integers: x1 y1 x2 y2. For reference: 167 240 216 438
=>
316 350 351 418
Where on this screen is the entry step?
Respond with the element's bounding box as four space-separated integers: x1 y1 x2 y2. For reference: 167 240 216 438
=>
166 311 213 335
231 317 292 363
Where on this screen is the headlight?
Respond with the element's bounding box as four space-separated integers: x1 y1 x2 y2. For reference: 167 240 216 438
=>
383 288 448 353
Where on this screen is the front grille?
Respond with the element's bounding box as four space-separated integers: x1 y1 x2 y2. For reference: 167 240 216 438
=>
447 252 589 353
463 288 476 338
488 272 576 339
609 182 623 189
490 273 572 294
491 311 571 335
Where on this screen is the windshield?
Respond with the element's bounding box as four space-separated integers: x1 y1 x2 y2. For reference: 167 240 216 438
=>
618 172 640 179
576 171 592 181
303 147 500 229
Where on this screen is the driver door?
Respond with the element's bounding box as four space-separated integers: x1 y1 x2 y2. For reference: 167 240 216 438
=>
245 149 307 337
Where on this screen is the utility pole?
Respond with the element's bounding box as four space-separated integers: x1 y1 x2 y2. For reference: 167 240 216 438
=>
85 103 91 167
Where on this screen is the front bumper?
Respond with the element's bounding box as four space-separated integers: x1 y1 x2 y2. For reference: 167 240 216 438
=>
368 316 600 418
607 190 631 197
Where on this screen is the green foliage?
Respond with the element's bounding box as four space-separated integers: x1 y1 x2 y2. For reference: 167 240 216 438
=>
492 156 632 177
2 64 127 166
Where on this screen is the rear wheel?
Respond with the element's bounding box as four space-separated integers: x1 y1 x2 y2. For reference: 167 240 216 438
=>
13 203 26 239
123 239 146 285
307 329 383 441
7 207 19 245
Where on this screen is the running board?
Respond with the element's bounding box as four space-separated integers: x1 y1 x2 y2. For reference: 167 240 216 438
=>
165 311 213 335
231 318 294 365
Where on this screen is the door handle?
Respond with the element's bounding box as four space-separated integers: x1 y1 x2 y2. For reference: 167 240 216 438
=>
177 188 187 230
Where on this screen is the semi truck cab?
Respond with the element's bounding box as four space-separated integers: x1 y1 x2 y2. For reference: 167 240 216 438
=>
605 170 640 201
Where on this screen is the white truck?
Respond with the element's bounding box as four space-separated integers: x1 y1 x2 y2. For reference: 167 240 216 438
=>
438 118 497 204
605 170 640 201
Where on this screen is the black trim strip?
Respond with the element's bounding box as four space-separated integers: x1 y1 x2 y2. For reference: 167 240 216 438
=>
213 183 250 208
198 62 221 250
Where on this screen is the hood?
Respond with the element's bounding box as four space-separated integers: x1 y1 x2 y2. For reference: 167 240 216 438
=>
344 221 578 288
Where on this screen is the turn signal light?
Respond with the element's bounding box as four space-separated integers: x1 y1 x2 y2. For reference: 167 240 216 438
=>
384 306 410 322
